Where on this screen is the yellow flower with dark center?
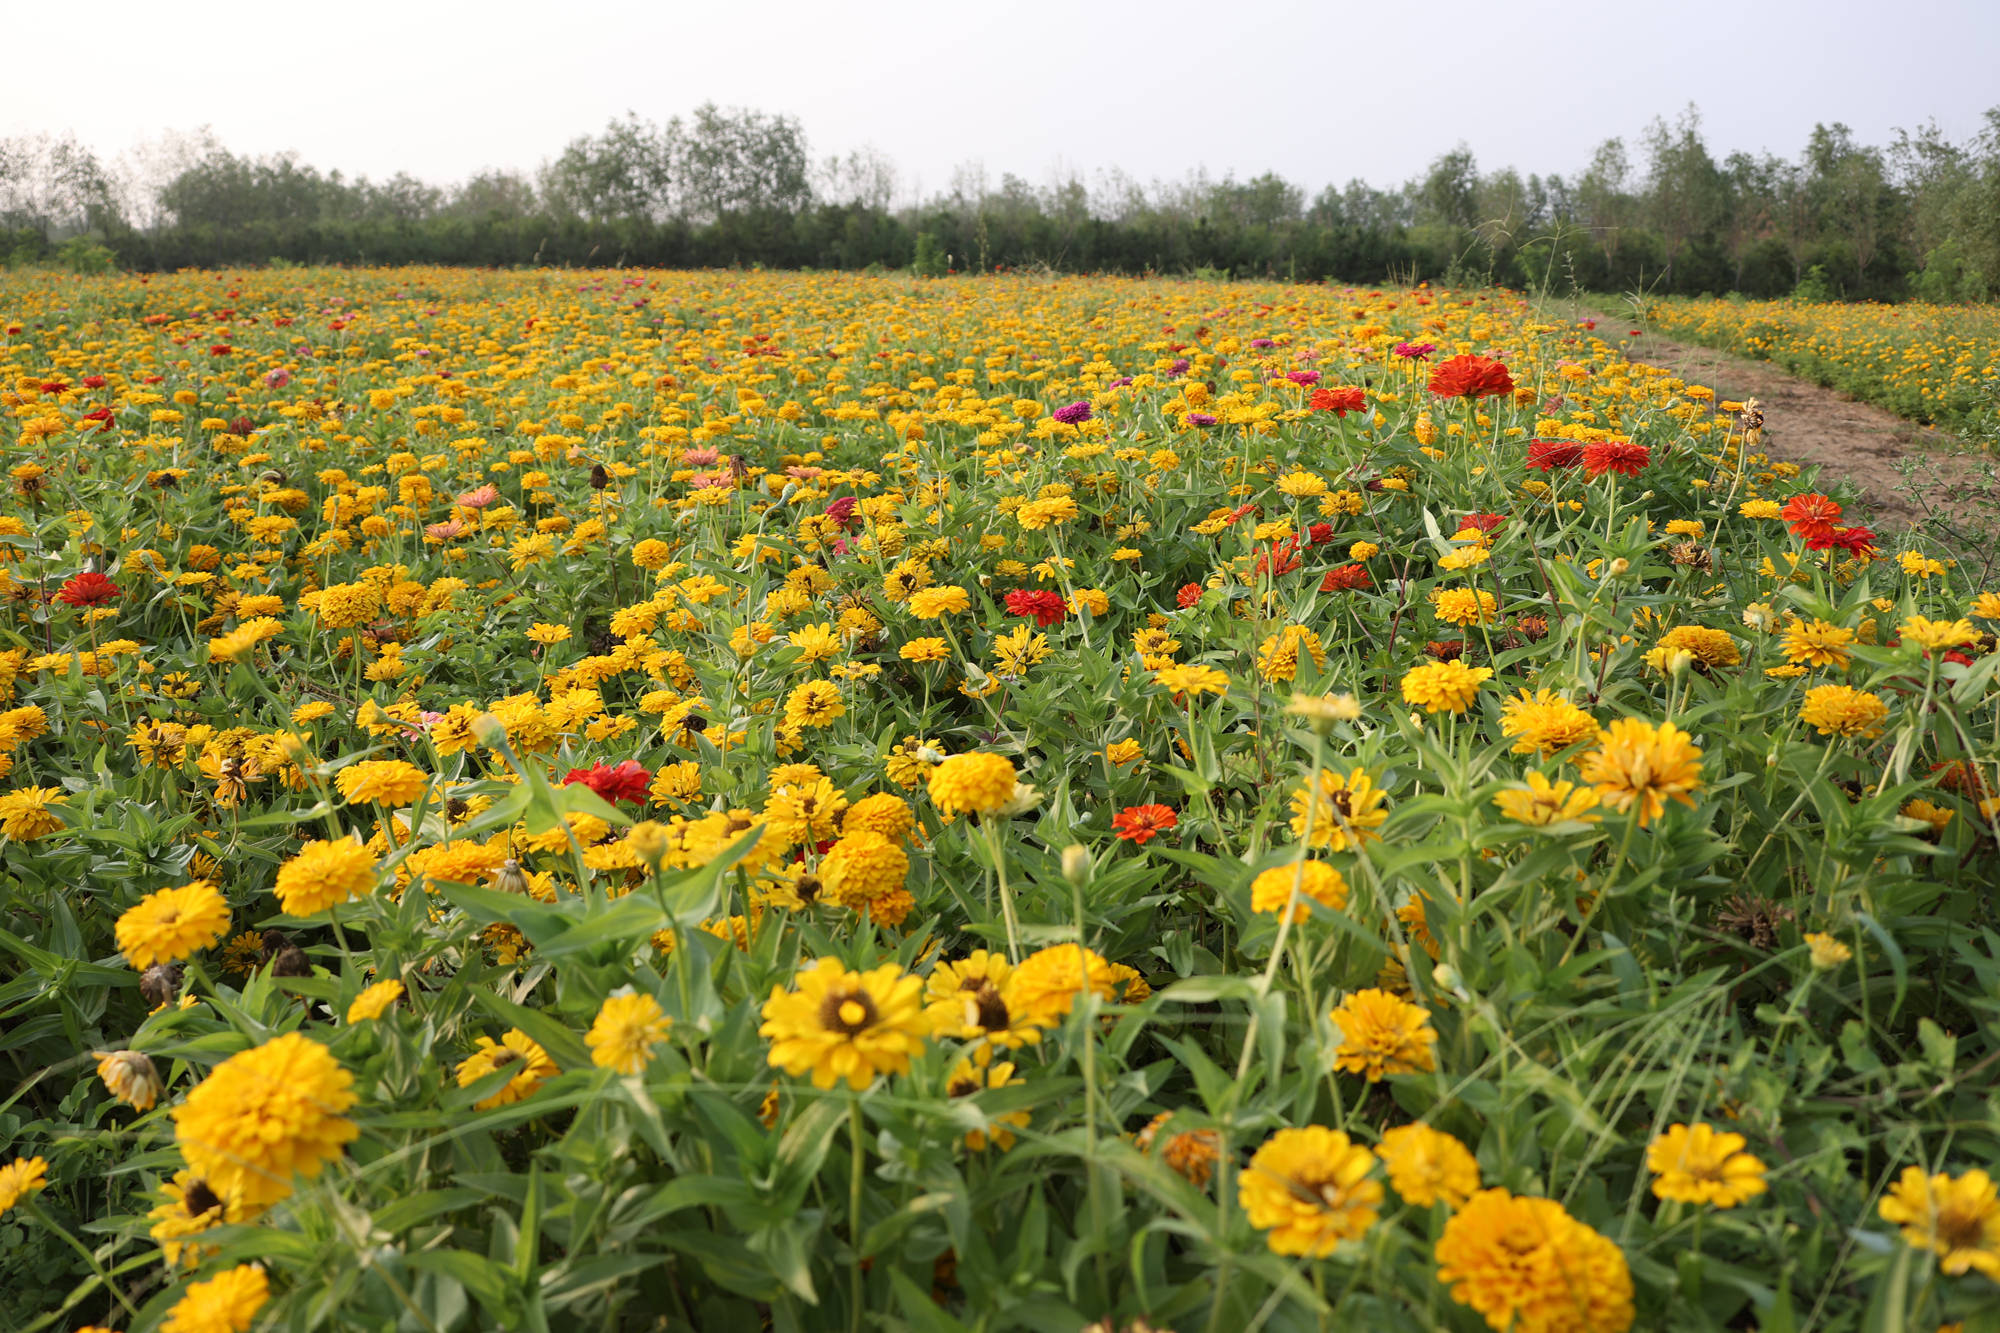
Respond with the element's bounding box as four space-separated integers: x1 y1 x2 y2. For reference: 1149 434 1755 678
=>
345 978 405 1023
1249 860 1349 922
116 881 230 969
1400 659 1493 713
945 1058 1030 1150
1436 1189 1635 1333
0 785 66 841
1238 1126 1382 1256
927 752 1017 815
1330 989 1438 1081
0 1155 48 1215
163 1262 269 1333
174 1032 358 1208
1646 1123 1769 1207
148 1170 239 1269
1878 1166 2000 1280
1578 717 1703 827
782 679 844 729
457 1029 558 1109
1797 684 1889 739
94 1049 163 1111
760 957 928 1090
1781 618 1854 669
1378 1123 1480 1209
1493 771 1601 827
587 990 673 1074
274 837 379 916
335 758 429 807
1287 767 1389 851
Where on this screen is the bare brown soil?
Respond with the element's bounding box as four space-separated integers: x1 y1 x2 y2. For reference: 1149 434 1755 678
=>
1554 304 1998 535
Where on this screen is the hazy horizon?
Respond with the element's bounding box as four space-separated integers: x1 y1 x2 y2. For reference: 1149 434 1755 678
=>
8 0 1998 200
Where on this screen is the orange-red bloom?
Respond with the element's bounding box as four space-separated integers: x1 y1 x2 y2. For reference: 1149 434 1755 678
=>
1427 355 1513 400
1112 804 1177 845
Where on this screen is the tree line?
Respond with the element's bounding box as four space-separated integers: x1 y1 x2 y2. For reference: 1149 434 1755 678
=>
3 103 1998 299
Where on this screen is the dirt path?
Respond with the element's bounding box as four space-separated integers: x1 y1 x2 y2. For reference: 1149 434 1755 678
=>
1550 303 1997 535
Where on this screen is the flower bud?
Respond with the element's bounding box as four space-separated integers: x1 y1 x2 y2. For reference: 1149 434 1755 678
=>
469 712 508 747
1061 844 1092 887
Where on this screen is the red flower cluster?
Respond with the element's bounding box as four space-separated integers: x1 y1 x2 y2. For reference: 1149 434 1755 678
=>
563 760 652 806
1111 803 1177 845
1525 440 1585 470
1004 589 1067 627
1427 354 1514 400
1779 493 1877 554
1308 385 1367 417
1319 564 1371 592
56 571 120 608
1581 440 1651 478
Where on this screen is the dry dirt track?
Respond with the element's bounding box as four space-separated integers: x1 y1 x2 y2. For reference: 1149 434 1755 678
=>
1546 302 1997 534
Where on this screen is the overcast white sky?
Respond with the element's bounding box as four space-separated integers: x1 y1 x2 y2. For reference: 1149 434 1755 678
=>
8 0 1999 198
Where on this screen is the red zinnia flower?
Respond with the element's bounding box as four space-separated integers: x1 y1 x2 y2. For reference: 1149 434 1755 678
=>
1457 513 1507 534
1779 493 1841 544
1525 440 1585 470
56 571 120 608
1256 537 1302 577
1427 354 1514 400
1305 522 1335 546
563 760 652 806
1175 582 1204 609
823 496 862 531
1580 440 1651 478
1308 385 1368 417
1423 640 1465 661
1111 803 1177 845
1819 524 1878 557
1004 589 1068 627
1319 564 1372 592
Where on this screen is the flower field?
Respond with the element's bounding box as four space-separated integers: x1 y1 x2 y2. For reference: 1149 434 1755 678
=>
1639 297 2000 437
1 267 1998 1332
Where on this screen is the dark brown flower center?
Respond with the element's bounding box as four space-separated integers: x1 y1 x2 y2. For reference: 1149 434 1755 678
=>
820 987 878 1035
970 983 1011 1033
183 1179 222 1218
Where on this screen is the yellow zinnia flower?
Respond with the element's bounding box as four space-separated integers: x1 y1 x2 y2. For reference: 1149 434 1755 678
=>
759 957 927 1090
